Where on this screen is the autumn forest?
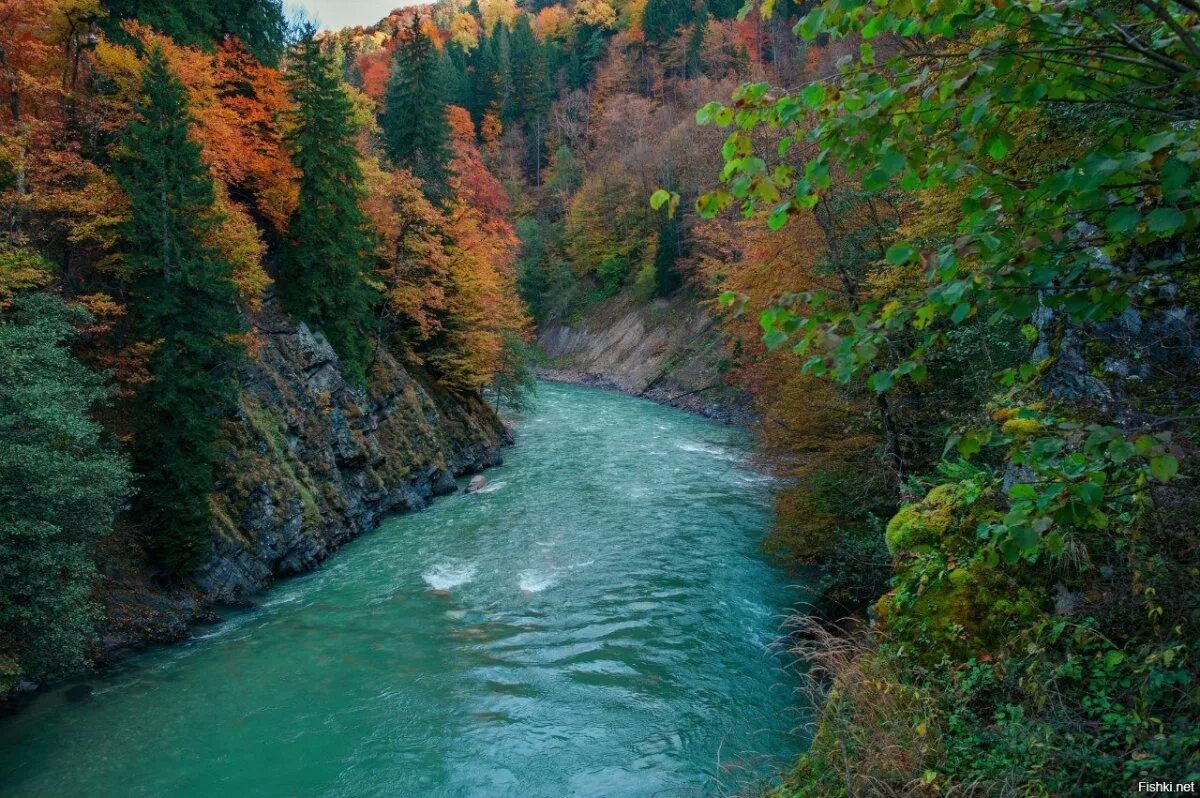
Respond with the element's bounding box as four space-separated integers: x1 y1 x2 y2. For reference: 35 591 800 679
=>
2 0 1199 795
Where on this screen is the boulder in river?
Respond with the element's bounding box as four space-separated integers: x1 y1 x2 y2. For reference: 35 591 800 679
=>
466 475 488 493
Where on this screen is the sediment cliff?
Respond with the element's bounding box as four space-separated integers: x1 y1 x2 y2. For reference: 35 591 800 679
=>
535 292 752 424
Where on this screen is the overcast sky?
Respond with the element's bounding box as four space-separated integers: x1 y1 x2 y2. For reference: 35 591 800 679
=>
286 0 417 30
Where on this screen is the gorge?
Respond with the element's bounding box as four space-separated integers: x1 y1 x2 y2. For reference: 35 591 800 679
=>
0 383 804 797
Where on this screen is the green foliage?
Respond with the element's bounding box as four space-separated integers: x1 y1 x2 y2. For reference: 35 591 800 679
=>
695 1 1200 793
515 217 574 323
282 30 379 386
115 49 244 572
506 14 550 130
643 0 695 45
0 294 130 681
487 330 537 413
383 19 452 201
103 0 287 64
652 214 684 297
596 254 631 298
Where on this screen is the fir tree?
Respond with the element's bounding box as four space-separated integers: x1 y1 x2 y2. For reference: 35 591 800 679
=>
508 14 551 179
103 0 288 65
280 30 379 385
642 0 694 46
114 49 244 572
382 19 452 201
507 14 549 125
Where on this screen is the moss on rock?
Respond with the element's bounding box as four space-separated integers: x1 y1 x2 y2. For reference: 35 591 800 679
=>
885 483 966 554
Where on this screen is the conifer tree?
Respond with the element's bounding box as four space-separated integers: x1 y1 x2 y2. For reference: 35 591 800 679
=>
103 0 288 64
114 49 244 572
382 19 452 201
507 14 549 124
280 29 378 385
0 294 131 683
653 214 684 297
508 14 551 179
642 0 694 46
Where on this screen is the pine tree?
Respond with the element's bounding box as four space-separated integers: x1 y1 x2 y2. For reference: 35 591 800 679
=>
113 49 244 572
280 30 378 385
382 19 452 201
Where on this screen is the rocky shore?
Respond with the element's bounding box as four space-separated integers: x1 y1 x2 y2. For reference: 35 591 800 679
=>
91 295 510 670
535 292 754 426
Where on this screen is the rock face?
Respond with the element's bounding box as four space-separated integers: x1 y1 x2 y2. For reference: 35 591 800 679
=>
98 296 508 656
536 292 753 424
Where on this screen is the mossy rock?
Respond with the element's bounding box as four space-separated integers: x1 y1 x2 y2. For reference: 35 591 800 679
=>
878 558 1045 662
1001 417 1043 440
885 483 966 554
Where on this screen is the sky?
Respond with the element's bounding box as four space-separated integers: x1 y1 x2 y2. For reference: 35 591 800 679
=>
286 0 419 31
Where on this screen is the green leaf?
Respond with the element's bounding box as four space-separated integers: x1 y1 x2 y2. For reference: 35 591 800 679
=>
1106 206 1140 233
800 82 825 109
763 329 788 350
867 370 894 393
986 133 1012 160
1008 483 1036 501
649 189 671 210
1150 454 1179 482
886 242 915 264
1146 207 1185 234
1107 439 1135 464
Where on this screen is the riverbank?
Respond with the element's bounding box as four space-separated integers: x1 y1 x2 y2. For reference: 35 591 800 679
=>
533 366 751 425
3 297 511 707
535 292 755 426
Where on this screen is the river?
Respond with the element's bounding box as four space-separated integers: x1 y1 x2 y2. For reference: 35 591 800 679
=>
0 382 805 797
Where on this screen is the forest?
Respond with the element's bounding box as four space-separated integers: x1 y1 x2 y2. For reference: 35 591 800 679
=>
2 0 1198 795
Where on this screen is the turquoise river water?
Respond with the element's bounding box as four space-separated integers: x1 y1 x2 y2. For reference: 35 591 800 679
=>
0 382 805 797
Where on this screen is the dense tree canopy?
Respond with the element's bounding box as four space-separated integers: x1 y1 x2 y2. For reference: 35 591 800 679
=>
0 295 130 686
382 18 453 201
115 48 244 571
280 30 379 385
103 0 288 64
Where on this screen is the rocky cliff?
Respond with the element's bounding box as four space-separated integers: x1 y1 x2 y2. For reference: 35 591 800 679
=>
97 294 508 659
536 292 753 424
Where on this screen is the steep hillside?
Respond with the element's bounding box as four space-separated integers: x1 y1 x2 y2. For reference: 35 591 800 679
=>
47 292 510 680
536 291 751 423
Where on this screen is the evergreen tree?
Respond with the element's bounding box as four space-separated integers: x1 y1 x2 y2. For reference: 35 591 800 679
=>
281 30 378 385
685 12 708 77
642 0 694 46
465 28 501 128
567 23 608 89
507 15 549 125
0 294 131 685
653 214 685 297
102 0 288 65
508 14 551 179
382 19 452 201
704 0 740 21
113 49 244 572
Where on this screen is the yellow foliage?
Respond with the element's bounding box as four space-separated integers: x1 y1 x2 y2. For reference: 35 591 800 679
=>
207 186 271 311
